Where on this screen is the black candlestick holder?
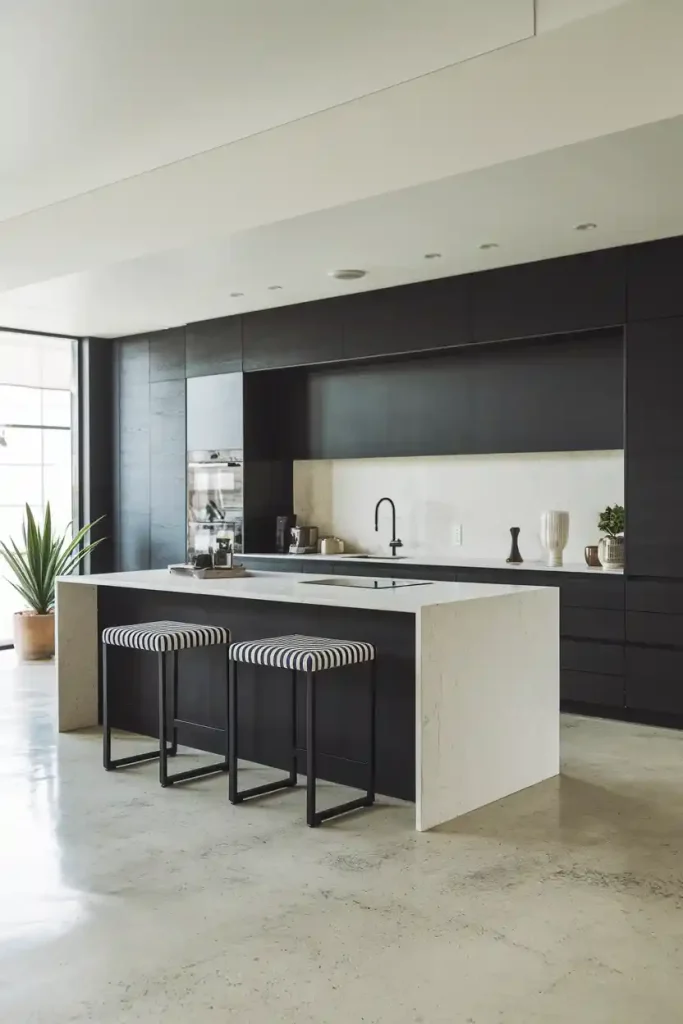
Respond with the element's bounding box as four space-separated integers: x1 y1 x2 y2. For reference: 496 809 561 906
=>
507 527 523 564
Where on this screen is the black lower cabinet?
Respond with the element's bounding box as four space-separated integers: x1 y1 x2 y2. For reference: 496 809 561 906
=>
626 647 683 716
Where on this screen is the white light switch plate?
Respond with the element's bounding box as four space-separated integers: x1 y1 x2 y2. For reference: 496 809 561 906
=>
452 524 463 546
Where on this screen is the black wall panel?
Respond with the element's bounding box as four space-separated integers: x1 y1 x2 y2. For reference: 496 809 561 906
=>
471 249 626 343
626 317 683 577
150 379 186 568
149 327 186 381
627 236 683 322
243 297 344 371
185 316 242 377
342 276 470 360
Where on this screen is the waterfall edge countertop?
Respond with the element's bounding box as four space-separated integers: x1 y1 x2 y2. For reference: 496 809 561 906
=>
56 569 560 831
57 568 544 614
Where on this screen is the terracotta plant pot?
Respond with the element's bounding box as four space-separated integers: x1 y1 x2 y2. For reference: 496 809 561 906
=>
13 611 55 660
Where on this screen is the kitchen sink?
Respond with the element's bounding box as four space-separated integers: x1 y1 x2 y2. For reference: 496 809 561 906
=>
301 577 431 589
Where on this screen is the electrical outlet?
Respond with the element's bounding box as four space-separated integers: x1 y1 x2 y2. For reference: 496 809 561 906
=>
452 523 463 546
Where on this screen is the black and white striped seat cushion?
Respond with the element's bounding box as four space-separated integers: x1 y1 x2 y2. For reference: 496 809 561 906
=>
229 634 375 672
102 620 230 652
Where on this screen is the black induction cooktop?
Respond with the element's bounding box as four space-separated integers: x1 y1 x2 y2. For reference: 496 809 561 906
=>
300 577 433 590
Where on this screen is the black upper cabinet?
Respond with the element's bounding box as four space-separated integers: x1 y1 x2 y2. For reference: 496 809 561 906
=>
150 379 186 568
342 276 470 360
626 317 683 577
243 297 344 371
185 316 242 377
628 235 683 322
149 327 186 381
306 333 623 460
471 250 626 344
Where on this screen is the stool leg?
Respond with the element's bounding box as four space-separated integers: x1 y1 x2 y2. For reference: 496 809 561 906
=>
306 669 317 827
224 645 230 765
102 643 112 770
169 650 179 757
228 657 238 803
289 669 298 785
159 651 169 787
368 657 376 805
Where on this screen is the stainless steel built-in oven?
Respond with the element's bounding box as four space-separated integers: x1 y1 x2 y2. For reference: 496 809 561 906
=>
187 449 243 558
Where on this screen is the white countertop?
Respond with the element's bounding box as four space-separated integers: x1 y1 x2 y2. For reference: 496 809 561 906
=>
58 568 545 614
240 552 621 576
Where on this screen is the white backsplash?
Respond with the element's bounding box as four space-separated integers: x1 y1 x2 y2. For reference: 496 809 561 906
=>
293 451 624 564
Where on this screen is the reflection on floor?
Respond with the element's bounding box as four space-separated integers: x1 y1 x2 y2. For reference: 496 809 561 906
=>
1 649 682 1022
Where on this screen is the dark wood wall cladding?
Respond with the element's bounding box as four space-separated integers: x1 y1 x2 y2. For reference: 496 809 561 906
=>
116 336 151 570
303 331 624 460
185 316 241 377
625 316 683 578
470 249 627 343
627 235 683 322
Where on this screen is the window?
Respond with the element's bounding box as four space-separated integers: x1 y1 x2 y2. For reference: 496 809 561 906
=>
0 332 75 645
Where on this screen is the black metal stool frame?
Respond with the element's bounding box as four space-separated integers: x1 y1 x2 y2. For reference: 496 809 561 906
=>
102 642 230 787
228 657 377 828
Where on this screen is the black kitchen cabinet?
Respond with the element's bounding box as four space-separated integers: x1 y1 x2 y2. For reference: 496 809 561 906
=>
185 316 242 377
150 379 186 568
627 235 683 322
117 339 150 562
470 249 626 344
342 276 469 360
305 332 623 460
186 372 243 451
243 297 344 371
626 317 683 577
626 646 683 715
149 327 186 381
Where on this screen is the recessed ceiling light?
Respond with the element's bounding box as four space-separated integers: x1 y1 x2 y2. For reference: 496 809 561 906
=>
267 284 283 290
424 252 442 260
574 222 597 231
328 269 367 280
230 291 244 298
479 242 499 250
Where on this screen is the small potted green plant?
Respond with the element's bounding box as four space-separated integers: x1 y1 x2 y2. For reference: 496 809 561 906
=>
597 504 625 571
0 503 104 660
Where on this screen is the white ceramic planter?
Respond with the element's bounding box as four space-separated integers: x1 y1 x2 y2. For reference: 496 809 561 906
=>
598 535 624 571
540 510 570 567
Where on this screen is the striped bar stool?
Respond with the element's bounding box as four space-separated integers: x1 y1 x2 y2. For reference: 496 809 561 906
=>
102 620 230 787
229 634 376 827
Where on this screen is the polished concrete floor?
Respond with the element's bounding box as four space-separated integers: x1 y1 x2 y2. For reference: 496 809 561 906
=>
1 650 682 1022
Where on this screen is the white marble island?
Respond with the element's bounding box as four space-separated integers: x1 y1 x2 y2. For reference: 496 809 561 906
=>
57 569 559 831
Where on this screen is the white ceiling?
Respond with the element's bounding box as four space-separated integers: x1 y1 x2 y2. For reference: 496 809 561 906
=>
0 0 532 221
3 113 682 338
1 0 679 339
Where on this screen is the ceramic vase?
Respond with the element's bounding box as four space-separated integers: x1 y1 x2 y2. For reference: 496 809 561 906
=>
506 527 523 564
540 510 569 568
598 535 624 571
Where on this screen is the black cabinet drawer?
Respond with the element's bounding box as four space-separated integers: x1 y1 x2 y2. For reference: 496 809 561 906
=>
561 639 624 676
561 669 624 707
626 646 683 714
471 250 626 343
561 606 624 642
626 611 683 649
627 579 683 615
561 577 624 610
342 276 469 360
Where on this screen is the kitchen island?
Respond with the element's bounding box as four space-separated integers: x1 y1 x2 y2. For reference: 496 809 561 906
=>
56 569 559 831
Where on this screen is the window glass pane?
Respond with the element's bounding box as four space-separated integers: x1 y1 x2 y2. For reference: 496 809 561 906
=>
41 390 71 428
1 466 43 506
43 428 73 530
0 427 42 465
0 384 41 426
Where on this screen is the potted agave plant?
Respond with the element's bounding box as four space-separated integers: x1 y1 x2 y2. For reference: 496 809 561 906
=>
0 503 104 660
598 504 625 571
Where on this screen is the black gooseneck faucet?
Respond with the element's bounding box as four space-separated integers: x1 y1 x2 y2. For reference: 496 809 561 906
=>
374 497 403 556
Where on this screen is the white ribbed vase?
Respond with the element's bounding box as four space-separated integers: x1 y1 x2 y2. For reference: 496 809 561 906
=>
540 510 570 568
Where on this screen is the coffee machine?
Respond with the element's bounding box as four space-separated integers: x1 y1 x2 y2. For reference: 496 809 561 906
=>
289 525 319 554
